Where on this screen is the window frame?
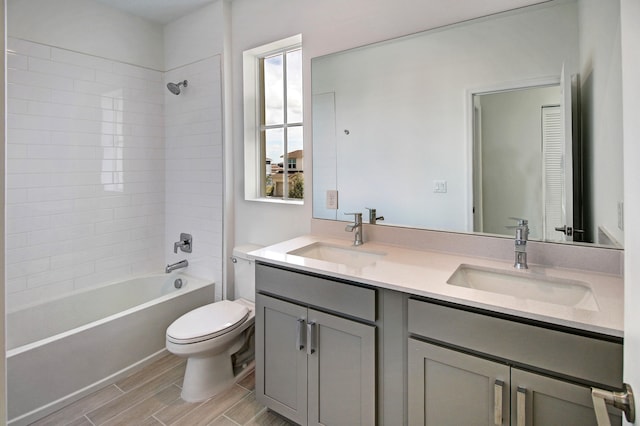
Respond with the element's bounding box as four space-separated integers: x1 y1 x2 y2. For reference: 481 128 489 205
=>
243 34 303 204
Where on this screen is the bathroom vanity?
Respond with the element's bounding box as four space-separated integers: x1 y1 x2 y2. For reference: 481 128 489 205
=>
407 298 621 425
250 233 624 425
255 264 376 425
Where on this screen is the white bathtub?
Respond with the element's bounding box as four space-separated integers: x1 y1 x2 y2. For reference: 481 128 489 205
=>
6 272 215 425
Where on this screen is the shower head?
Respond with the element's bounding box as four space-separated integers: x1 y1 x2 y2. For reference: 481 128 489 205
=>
167 80 188 95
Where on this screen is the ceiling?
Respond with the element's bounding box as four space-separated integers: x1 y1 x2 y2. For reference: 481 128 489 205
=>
93 0 214 24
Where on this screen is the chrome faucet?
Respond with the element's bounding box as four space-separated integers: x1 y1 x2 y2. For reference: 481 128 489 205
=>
365 207 385 225
165 259 188 273
509 218 529 269
174 233 192 254
345 212 364 246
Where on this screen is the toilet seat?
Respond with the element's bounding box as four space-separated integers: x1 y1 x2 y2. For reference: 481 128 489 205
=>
167 300 249 345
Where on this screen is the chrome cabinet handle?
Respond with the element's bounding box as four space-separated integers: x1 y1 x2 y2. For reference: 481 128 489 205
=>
306 321 316 355
296 318 305 351
494 380 504 425
517 387 527 426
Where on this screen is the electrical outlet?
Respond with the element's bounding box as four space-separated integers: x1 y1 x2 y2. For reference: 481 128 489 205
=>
326 190 338 209
433 180 447 193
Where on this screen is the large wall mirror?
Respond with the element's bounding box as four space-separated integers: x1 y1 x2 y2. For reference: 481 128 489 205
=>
312 0 623 248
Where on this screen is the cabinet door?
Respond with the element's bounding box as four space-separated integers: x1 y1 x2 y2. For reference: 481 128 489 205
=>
408 339 510 426
256 294 308 425
307 309 376 426
511 368 621 426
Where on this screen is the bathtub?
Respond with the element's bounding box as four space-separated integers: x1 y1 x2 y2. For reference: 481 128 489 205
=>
6 272 215 425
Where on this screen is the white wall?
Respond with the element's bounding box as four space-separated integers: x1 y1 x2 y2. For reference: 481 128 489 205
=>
7 0 164 70
6 37 166 308
1 0 7 420
621 0 640 420
230 0 555 247
163 3 225 300
164 2 225 71
578 0 624 245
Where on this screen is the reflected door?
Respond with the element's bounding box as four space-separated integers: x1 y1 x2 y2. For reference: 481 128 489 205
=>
542 105 567 241
473 84 562 240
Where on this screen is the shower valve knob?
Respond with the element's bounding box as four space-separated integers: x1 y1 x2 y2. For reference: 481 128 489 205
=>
174 233 192 253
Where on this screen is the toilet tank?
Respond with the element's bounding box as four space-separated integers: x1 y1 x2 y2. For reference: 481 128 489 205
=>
232 244 263 302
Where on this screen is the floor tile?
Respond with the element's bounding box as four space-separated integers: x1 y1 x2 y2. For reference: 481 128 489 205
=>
246 409 296 426
225 392 264 425
170 385 249 426
237 371 256 391
86 362 185 425
139 416 165 426
115 353 184 393
207 415 239 426
153 392 203 425
30 385 123 426
66 417 94 426
101 384 181 426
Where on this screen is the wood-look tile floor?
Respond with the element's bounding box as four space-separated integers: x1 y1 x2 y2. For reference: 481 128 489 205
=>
31 353 296 426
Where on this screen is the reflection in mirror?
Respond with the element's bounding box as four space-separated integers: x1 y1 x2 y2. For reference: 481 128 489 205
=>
472 85 563 242
312 0 623 248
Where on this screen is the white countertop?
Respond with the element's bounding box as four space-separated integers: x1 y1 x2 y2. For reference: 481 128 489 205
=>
249 235 624 338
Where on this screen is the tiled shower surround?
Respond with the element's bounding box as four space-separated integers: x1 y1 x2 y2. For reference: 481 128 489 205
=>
164 57 223 286
6 37 223 308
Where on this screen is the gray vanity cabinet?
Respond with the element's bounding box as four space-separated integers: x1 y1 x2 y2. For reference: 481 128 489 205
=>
255 263 377 426
408 298 623 425
307 308 375 426
256 294 308 424
408 338 510 425
408 339 621 425
511 368 621 426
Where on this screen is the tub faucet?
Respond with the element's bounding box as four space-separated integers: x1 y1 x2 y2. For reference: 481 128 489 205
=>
508 218 529 269
166 259 188 273
345 212 363 246
365 207 384 225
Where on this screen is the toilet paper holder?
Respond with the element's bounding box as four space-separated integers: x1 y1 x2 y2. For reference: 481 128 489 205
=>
591 383 635 425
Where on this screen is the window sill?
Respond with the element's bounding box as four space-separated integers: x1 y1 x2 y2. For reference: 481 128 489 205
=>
246 197 304 206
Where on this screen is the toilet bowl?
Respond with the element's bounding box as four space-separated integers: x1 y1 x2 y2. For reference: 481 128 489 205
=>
166 298 255 402
165 244 261 402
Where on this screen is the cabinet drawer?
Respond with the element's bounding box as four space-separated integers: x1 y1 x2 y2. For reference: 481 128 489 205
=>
408 298 622 389
256 263 376 322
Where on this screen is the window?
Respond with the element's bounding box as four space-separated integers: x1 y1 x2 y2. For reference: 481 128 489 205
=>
243 35 304 202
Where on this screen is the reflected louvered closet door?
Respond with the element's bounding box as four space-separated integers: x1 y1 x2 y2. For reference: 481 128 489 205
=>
542 105 565 240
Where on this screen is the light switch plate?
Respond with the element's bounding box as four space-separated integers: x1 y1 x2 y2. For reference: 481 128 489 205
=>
326 190 338 209
433 180 447 193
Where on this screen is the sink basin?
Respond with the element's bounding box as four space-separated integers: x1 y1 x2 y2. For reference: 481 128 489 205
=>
287 243 385 269
447 264 599 311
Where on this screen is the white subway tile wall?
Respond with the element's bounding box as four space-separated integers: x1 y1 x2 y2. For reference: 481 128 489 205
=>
164 56 223 301
6 38 223 308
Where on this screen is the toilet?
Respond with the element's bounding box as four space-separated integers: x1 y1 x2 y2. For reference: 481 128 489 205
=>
166 245 261 402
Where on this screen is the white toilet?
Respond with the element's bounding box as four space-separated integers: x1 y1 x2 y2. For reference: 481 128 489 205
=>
166 245 260 402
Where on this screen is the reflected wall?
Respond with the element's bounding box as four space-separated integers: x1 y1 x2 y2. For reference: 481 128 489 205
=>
312 1 579 232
